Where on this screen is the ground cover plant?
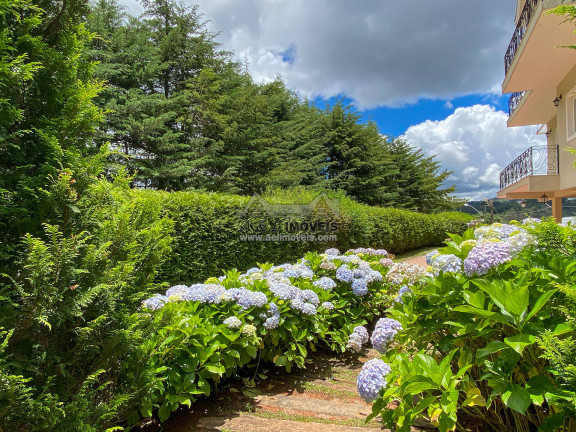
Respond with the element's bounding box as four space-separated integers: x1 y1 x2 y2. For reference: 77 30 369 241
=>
355 219 576 431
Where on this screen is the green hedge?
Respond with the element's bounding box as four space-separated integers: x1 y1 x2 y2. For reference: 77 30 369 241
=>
138 188 472 284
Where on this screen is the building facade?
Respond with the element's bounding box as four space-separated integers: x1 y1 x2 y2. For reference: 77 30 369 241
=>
497 0 576 221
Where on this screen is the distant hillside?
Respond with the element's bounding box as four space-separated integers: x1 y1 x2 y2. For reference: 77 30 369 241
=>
457 198 576 222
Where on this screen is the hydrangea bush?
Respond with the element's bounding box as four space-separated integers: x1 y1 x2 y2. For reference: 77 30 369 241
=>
363 220 576 432
138 247 418 422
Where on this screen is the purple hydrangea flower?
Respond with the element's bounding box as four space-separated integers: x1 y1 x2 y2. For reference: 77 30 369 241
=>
371 318 403 353
353 326 369 344
464 241 512 276
357 359 391 402
325 248 340 256
346 332 365 352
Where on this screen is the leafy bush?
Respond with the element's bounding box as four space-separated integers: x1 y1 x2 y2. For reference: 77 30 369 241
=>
0 169 173 432
138 247 418 423
146 188 472 284
361 220 576 432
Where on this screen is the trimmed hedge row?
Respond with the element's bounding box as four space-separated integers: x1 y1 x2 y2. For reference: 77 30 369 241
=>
136 188 472 284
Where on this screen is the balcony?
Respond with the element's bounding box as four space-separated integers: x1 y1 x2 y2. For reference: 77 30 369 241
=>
500 145 559 190
505 0 541 76
502 0 576 127
508 91 526 117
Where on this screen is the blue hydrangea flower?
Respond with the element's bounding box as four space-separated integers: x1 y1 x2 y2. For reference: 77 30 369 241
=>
371 318 403 353
245 267 261 275
425 250 440 265
336 265 354 283
142 294 169 310
268 302 279 315
313 276 336 291
347 325 369 352
351 278 368 296
394 285 411 303
321 301 334 310
223 316 242 329
301 303 317 315
269 282 299 300
464 241 512 276
301 289 320 306
165 285 190 300
264 314 280 329
357 359 391 402
430 254 463 275
353 326 369 344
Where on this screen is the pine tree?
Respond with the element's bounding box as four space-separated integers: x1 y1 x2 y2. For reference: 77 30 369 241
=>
382 138 457 212
320 102 399 206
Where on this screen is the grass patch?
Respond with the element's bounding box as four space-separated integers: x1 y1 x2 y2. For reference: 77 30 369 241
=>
301 382 359 399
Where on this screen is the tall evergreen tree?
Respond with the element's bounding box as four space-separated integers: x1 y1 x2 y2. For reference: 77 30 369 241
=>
382 138 457 212
320 102 399 206
88 0 227 189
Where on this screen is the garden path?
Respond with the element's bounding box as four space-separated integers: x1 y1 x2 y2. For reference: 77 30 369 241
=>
148 349 430 432
139 250 430 432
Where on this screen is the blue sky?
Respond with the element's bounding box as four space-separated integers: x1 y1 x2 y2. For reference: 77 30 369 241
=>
315 94 511 138
120 0 546 199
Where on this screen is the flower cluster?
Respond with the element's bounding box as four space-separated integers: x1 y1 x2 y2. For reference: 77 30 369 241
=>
371 318 402 353
379 257 394 267
474 223 519 241
263 302 281 329
464 240 512 276
313 276 337 291
223 316 242 329
336 264 354 283
346 248 388 256
507 230 536 256
142 294 168 310
357 358 391 403
386 262 427 285
347 325 369 352
321 301 335 310
428 253 463 275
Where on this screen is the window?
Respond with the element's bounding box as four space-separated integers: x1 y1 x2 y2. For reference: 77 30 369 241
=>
567 86 576 142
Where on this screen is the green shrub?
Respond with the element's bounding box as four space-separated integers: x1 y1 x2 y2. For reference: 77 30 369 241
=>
0 170 173 432
366 221 576 432
146 188 472 284
138 248 401 423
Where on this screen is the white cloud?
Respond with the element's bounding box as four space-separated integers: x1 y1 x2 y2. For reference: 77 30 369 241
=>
119 0 515 109
403 105 546 200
